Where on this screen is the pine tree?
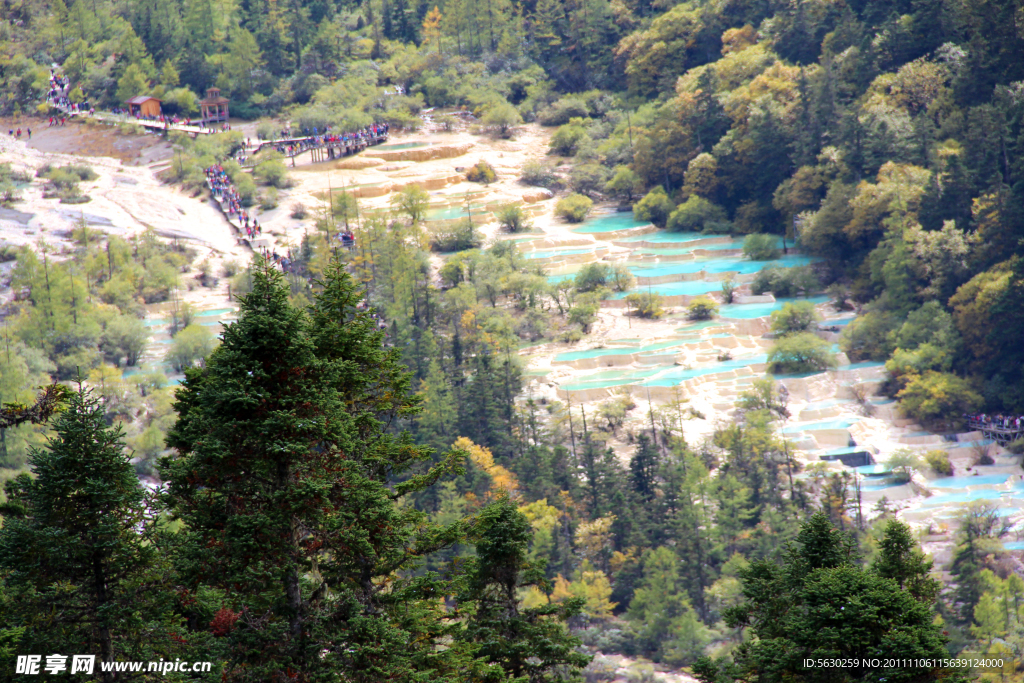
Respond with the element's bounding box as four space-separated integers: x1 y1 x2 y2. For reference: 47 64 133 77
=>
163 258 473 682
0 385 179 677
457 497 591 681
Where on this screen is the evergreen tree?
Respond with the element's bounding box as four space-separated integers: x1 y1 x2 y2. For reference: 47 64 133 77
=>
163 259 472 682
0 385 179 676
703 512 955 683
457 496 591 681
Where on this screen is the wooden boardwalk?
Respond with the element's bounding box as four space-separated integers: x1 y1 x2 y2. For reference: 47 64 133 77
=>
967 418 1024 445
242 133 389 167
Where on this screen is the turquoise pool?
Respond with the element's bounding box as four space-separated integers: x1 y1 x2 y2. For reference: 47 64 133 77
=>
929 474 1011 489
573 212 651 233
619 231 729 244
523 248 594 259
718 296 830 320
376 141 431 150
426 204 487 221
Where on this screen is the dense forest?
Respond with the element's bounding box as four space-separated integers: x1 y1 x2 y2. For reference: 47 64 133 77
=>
2 0 1024 678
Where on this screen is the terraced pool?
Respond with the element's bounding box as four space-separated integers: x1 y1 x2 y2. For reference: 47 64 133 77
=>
573 212 651 233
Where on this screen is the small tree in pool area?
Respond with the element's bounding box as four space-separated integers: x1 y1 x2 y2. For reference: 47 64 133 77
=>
687 296 719 320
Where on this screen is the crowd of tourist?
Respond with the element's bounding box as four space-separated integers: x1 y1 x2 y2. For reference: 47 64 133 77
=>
271 122 389 157
967 414 1024 431
205 164 261 240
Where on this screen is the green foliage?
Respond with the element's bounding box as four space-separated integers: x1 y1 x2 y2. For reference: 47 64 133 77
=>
100 314 149 367
555 193 593 223
482 100 523 138
520 160 562 189
0 387 181 667
466 161 497 184
923 449 953 476
625 291 664 319
633 186 674 228
574 263 610 293
750 266 819 298
626 546 710 666
686 296 718 321
766 332 837 374
742 233 781 260
605 166 643 203
428 219 481 252
161 261 481 681
252 152 291 188
167 323 216 372
549 121 589 155
667 196 728 233
391 184 430 224
497 203 531 233
770 301 818 337
840 311 899 362
709 513 952 683
897 371 982 431
458 497 591 680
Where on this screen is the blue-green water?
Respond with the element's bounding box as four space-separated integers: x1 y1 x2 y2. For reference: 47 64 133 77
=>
523 248 594 259
783 418 856 433
574 212 651 233
376 141 431 150
718 296 830 320
619 231 726 244
930 474 1010 489
632 254 814 278
426 204 486 221
609 280 723 298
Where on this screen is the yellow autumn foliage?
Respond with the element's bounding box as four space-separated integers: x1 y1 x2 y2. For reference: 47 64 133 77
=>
453 436 520 497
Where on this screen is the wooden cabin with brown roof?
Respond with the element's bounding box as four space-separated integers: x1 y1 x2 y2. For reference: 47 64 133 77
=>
126 95 161 118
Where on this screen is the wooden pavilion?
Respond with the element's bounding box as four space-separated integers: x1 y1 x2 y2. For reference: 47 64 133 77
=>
200 87 229 124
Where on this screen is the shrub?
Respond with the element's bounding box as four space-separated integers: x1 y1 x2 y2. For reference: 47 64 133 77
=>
766 332 837 374
520 160 561 189
609 264 634 292
625 292 664 319
497 203 531 233
256 119 278 140
466 161 497 184
569 163 609 197
561 327 584 343
770 301 818 336
253 154 291 188
290 203 308 219
482 101 523 138
574 263 610 292
568 302 599 332
743 233 782 260
168 323 217 372
667 195 729 232
840 311 899 361
633 186 673 228
1007 438 1024 455
556 193 593 223
721 279 736 303
428 219 481 252
897 371 982 430
924 450 953 476
538 97 590 126
260 187 279 210
549 122 589 156
605 166 643 203
687 296 719 321
751 265 819 298
887 448 920 483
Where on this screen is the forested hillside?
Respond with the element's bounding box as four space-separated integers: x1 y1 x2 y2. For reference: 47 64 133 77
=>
3 0 1024 678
